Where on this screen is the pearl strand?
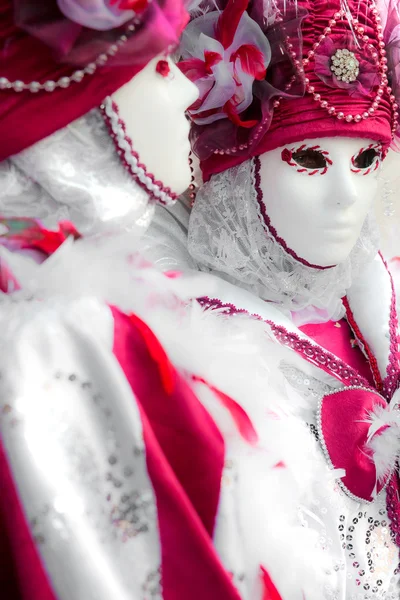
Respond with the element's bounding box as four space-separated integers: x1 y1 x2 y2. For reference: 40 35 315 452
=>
0 20 140 93
188 152 198 205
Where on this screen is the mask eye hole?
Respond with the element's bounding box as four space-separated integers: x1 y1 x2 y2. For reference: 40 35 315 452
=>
292 149 327 169
353 148 380 169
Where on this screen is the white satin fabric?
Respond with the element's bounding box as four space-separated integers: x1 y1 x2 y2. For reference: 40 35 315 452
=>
0 293 162 600
0 108 154 235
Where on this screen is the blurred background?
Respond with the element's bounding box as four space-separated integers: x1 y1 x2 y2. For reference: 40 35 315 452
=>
376 152 400 260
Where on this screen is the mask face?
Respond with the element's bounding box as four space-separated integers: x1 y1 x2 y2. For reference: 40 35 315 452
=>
257 137 382 267
112 55 199 195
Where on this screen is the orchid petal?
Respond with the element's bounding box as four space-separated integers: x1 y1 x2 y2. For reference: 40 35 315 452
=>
192 62 236 114
216 0 249 49
232 44 267 80
232 66 254 113
228 11 271 66
180 12 221 59
179 58 209 80
197 33 225 59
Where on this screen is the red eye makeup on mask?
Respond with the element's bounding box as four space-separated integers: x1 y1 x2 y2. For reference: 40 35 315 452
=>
281 144 332 175
351 143 382 175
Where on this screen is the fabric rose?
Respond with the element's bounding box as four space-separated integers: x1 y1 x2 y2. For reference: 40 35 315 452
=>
56 0 148 31
314 33 379 97
179 0 271 127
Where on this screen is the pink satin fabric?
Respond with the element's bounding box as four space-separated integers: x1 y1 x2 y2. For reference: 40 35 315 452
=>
111 307 242 600
319 387 387 501
300 319 392 502
299 319 375 386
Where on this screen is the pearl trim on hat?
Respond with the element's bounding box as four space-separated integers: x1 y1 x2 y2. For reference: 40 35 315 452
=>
0 19 141 94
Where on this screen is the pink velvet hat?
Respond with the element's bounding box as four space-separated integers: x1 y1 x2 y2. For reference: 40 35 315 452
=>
180 0 399 180
0 0 189 161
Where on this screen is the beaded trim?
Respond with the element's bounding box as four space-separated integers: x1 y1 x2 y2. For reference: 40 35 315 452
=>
0 20 141 93
213 1 399 157
101 97 177 206
253 156 334 271
188 152 198 206
197 296 373 389
316 385 390 504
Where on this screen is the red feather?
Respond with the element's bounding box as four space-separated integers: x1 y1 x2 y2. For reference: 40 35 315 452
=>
231 44 267 80
204 50 223 73
192 375 258 444
179 58 209 81
261 567 283 600
216 0 250 49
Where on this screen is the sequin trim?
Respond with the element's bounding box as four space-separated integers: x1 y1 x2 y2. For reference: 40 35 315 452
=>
101 97 177 206
386 473 400 555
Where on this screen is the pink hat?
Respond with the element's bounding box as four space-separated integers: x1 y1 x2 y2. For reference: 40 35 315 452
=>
0 0 189 161
180 0 399 180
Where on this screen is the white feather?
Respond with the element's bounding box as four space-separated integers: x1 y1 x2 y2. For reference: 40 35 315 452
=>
367 398 400 484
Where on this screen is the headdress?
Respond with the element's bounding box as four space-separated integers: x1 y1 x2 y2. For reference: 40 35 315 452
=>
0 0 188 160
180 0 400 180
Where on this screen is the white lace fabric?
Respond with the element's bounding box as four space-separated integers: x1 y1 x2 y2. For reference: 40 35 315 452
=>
188 158 379 321
0 109 154 235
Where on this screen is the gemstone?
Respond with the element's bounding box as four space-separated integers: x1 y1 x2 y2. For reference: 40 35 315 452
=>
330 48 360 83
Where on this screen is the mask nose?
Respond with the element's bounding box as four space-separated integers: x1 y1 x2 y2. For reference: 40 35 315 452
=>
331 167 358 208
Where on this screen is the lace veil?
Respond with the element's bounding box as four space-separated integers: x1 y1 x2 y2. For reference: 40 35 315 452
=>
0 108 154 235
188 158 379 321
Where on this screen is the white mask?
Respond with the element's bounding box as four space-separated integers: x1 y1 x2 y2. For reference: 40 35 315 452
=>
257 137 381 267
0 54 199 235
188 147 379 319
112 55 199 195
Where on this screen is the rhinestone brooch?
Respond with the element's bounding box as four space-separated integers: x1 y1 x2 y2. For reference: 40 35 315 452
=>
330 48 360 83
